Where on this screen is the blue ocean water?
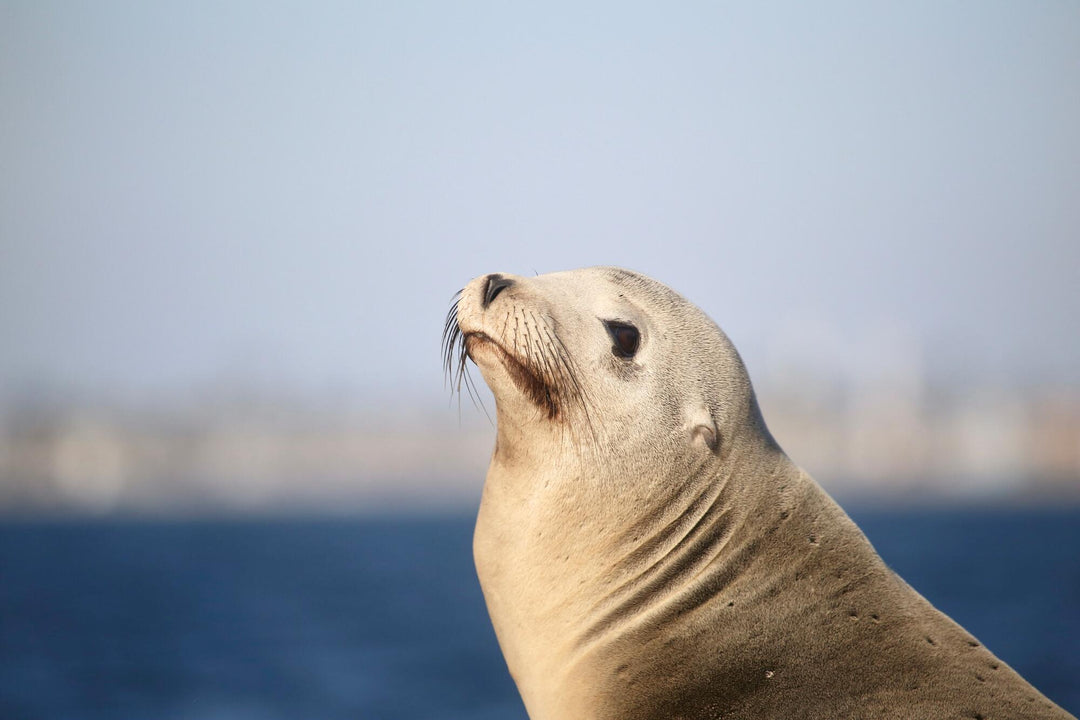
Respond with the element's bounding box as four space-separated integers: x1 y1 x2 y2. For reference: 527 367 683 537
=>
1 507 1077 719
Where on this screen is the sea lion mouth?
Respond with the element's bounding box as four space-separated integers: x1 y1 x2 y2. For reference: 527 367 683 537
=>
465 332 560 419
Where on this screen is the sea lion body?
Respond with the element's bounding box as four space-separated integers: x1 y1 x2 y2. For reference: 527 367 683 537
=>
447 267 1071 720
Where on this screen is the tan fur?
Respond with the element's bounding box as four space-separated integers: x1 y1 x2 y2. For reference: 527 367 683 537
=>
453 267 1072 720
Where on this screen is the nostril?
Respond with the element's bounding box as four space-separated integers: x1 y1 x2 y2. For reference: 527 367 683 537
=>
483 274 513 308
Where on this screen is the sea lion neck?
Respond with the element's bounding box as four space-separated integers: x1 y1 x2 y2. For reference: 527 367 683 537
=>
574 438 797 645
474 435 804 718
477 416 795 630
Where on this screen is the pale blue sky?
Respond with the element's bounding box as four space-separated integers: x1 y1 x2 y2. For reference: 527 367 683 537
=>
2 1 1078 403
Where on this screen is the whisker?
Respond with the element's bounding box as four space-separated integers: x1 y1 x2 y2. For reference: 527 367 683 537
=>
551 337 588 448
528 310 562 422
462 361 493 425
441 290 463 383
519 308 543 418
548 325 600 454
444 290 582 433
441 290 492 424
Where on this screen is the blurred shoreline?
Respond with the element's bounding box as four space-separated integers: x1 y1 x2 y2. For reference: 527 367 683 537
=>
1 375 1077 517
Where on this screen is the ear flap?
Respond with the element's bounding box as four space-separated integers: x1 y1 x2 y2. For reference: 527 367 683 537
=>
688 406 720 453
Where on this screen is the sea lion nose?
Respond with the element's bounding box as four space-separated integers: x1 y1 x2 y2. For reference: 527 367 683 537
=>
483 274 514 308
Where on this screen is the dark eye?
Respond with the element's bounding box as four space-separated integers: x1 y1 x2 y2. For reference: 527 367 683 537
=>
604 320 640 359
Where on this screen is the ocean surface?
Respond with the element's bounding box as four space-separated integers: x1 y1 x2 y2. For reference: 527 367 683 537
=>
1 506 1077 719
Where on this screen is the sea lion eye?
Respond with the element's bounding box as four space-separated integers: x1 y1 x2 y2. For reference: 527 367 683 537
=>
604 320 640 359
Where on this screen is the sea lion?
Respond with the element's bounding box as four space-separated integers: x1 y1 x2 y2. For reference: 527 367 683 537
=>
443 267 1072 720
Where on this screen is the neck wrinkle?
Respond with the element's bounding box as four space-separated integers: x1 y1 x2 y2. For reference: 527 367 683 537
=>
569 436 782 660
645 453 804 630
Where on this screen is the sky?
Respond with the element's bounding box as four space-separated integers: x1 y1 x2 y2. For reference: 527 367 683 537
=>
2 1 1078 407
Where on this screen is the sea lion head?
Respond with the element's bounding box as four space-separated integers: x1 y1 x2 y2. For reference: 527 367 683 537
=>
445 266 773 485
